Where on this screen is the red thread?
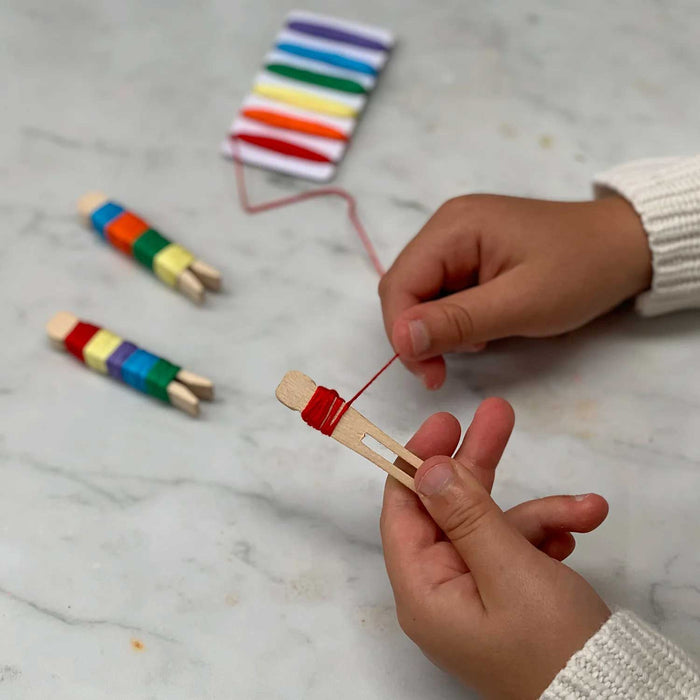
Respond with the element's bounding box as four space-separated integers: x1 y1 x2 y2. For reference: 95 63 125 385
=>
233 133 333 163
65 322 100 362
231 135 396 435
231 135 385 276
301 353 398 435
301 386 345 435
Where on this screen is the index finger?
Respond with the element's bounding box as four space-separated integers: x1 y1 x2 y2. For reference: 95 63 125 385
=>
381 412 461 588
379 202 481 384
379 200 481 340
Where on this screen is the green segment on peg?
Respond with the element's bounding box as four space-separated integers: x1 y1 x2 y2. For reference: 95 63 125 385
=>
145 359 181 402
265 63 367 94
132 229 171 270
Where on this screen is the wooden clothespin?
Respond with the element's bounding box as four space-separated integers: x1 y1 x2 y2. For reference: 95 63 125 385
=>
276 370 420 491
77 192 222 304
47 311 214 417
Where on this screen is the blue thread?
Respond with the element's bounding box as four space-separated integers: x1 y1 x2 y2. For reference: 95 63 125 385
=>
121 349 160 393
91 202 125 238
276 42 377 76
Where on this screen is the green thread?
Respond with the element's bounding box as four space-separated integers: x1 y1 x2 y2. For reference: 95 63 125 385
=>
132 229 171 270
266 63 366 94
145 359 181 402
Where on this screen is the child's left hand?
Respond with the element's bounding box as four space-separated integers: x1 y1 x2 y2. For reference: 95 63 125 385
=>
381 399 611 698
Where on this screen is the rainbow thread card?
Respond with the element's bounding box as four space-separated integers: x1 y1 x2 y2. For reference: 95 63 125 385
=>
222 10 394 182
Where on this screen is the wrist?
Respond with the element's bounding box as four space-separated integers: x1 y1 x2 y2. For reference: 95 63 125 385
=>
593 194 652 298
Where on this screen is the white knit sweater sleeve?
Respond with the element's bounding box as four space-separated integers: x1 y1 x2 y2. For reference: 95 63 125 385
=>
594 155 700 316
541 610 700 699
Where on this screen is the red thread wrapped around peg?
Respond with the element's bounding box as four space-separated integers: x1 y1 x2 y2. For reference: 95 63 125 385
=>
300 353 399 437
301 386 350 435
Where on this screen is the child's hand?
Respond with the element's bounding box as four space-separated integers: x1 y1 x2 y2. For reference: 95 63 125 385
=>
381 400 611 699
379 195 651 388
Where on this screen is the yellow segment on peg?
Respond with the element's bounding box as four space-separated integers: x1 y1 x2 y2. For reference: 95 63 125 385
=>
83 330 122 374
253 83 358 118
153 243 195 287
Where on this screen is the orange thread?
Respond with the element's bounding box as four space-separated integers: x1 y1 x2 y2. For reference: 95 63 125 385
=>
242 108 348 141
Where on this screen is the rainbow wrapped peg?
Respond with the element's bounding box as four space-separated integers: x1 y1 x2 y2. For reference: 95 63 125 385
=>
77 192 221 304
47 311 214 417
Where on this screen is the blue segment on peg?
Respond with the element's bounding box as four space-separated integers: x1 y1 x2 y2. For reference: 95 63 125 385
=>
120 349 160 393
275 42 377 75
90 202 125 238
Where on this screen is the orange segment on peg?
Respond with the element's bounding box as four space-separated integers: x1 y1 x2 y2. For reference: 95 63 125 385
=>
77 192 222 304
105 212 150 255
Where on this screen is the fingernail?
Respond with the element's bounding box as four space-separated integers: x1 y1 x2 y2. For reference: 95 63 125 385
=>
466 343 487 353
573 493 591 501
408 320 430 355
419 373 440 391
417 462 454 496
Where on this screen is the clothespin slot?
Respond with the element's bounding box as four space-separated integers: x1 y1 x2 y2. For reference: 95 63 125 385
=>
276 370 419 492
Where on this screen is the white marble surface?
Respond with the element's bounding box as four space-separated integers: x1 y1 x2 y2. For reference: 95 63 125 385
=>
1 0 700 697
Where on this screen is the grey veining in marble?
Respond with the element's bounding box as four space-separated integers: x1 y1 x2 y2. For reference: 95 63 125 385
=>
1 0 700 697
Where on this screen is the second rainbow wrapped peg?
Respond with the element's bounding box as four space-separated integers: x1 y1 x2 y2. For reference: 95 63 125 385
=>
78 192 222 304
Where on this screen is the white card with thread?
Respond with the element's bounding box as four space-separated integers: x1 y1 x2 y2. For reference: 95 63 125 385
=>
222 10 394 182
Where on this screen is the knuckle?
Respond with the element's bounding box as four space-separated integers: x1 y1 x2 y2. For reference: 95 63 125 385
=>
438 194 488 220
438 195 468 217
441 493 493 545
395 598 425 641
377 272 392 298
439 300 476 346
395 605 415 637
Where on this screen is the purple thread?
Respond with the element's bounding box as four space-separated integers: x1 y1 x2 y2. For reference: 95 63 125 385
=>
287 20 389 52
106 341 138 381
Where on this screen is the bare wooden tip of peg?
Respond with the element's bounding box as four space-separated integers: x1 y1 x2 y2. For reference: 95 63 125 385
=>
46 311 79 350
167 381 200 417
77 191 109 221
276 371 317 412
176 269 205 304
176 369 214 400
190 260 222 292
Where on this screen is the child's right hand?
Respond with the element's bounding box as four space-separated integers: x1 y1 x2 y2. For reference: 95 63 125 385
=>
381 402 612 698
379 194 652 388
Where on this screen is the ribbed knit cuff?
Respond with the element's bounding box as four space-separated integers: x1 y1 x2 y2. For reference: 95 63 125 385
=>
594 155 700 316
541 610 700 699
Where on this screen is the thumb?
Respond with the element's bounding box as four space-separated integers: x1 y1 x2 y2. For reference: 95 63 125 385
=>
415 455 533 603
392 271 530 360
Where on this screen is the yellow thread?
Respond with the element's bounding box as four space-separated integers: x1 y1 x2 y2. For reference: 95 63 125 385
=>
83 330 122 374
153 243 195 287
254 83 358 118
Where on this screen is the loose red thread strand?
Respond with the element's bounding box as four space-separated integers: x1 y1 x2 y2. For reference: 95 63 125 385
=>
301 353 398 434
231 135 397 435
231 135 386 276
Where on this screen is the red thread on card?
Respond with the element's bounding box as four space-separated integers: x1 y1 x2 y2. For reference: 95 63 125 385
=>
233 133 333 163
